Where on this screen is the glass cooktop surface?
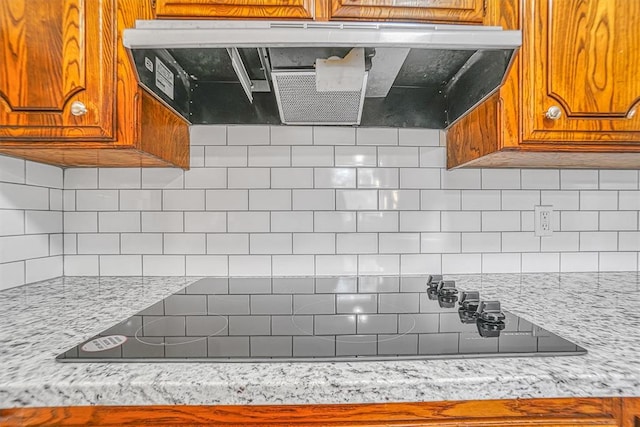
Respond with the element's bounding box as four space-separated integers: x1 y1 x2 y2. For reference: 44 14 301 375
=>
56 276 587 362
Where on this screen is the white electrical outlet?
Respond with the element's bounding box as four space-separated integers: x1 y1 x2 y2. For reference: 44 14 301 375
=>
534 205 553 237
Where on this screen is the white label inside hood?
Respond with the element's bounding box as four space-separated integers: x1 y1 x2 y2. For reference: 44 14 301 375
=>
155 58 174 100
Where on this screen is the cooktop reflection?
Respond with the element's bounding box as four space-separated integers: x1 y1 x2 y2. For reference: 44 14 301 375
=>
56 276 587 362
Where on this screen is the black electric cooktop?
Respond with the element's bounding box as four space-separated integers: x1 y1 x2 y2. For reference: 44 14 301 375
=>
56 276 587 362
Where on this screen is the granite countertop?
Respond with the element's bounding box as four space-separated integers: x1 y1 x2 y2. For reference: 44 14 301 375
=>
1 273 639 408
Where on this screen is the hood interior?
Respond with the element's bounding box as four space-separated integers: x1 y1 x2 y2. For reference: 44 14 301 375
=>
125 21 520 129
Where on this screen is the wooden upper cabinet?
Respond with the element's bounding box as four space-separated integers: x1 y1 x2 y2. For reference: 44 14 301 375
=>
328 0 485 24
0 0 114 140
154 0 314 19
522 0 640 144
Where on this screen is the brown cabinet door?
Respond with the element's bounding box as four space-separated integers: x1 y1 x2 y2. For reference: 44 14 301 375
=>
329 0 485 23
154 0 314 19
522 0 640 144
0 0 116 141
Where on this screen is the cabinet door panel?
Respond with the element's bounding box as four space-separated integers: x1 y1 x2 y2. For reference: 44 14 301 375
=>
329 0 484 23
522 0 640 143
0 0 115 140
155 0 314 19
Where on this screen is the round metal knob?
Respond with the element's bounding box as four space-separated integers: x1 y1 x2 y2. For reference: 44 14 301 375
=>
70 101 88 116
545 106 562 120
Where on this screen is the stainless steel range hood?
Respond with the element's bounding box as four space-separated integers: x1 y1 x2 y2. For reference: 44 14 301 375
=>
123 21 521 129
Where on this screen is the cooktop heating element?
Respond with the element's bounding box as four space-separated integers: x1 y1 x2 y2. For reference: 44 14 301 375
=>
56 276 586 362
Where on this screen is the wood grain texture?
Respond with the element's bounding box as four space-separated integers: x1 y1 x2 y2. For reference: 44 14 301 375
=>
329 0 484 23
0 398 625 427
0 0 115 140
154 0 314 19
621 397 640 427
521 0 640 143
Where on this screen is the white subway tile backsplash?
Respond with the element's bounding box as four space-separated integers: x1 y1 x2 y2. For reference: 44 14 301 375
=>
420 189 461 210
207 234 249 254
0 210 24 236
120 190 162 211
76 190 118 211
50 235 64 257
271 126 313 145
248 146 291 166
228 168 270 189
292 146 334 167
481 169 521 190
501 232 539 252
541 232 579 252
560 252 599 272
599 252 638 271
184 168 227 189
335 146 376 166
228 212 270 232
335 190 376 210
141 212 183 232
249 190 291 210
419 147 446 167
99 212 141 232
561 170 599 189
337 233 377 254
442 254 481 274
0 234 49 263
98 169 140 189
560 211 599 231
25 211 62 234
184 212 226 232
398 129 440 146
228 125 270 145
25 256 62 283
441 211 481 232
293 233 335 254
358 254 399 275
356 128 398 146
620 191 640 210
65 212 98 233
0 183 49 210
316 255 357 276
620 232 640 251
357 211 398 232
271 212 313 232
206 190 248 211
461 190 500 210
143 255 186 276
316 168 356 188
400 254 441 275
64 169 97 189
313 127 355 145
63 190 76 211
64 234 77 255
0 261 25 290
64 255 99 276
482 253 520 273
164 234 206 254
441 169 481 190
462 233 501 253
186 255 228 276
77 233 120 254
121 233 163 254
580 191 618 210
272 168 313 189
0 156 25 184
27 162 63 189
379 190 419 210
378 147 419 167
190 146 205 168
50 189 63 211
206 146 247 167
501 190 539 210
99 255 142 276
250 233 292 254
421 232 460 253
399 168 439 189
481 211 520 232
229 255 271 276
294 189 335 210
600 211 638 231
522 253 559 273
399 211 439 232
142 169 184 189
379 233 419 253
272 255 314 275
521 169 559 190
600 170 639 189
541 190 579 210
579 232 618 251
191 125 226 145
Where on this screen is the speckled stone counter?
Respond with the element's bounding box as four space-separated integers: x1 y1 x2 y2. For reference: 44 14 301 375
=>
1 273 639 408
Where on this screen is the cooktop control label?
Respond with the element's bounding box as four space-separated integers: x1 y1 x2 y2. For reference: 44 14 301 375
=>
81 335 127 353
155 58 174 100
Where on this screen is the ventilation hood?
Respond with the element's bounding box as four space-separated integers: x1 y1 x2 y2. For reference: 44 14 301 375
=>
123 20 520 129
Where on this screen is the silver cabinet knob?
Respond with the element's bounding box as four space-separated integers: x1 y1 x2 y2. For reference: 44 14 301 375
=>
70 101 88 116
545 106 562 120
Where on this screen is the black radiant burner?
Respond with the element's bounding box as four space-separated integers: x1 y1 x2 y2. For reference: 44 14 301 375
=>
56 276 587 362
